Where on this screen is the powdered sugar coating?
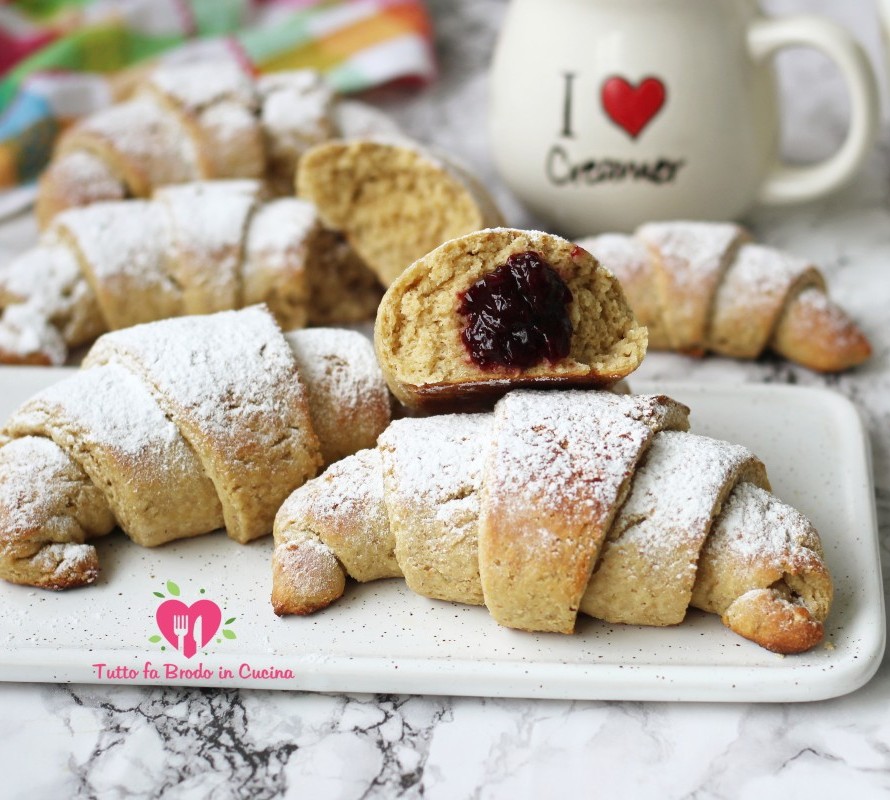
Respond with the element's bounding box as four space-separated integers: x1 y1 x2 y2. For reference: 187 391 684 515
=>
636 221 746 350
334 100 405 140
258 70 336 185
708 482 823 565
280 449 386 541
379 413 491 603
286 328 387 418
787 285 867 352
199 101 261 152
82 306 320 543
0 242 82 308
578 233 650 283
8 363 183 459
246 199 317 273
275 448 398 584
0 436 90 535
0 435 112 589
84 306 307 446
379 413 490 526
479 390 691 630
43 150 125 203
64 99 202 189
259 71 334 150
611 431 760 562
29 542 97 580
3 361 227 544
155 182 258 311
638 221 744 289
53 201 172 288
146 61 256 113
488 391 682 533
722 243 815 299
582 430 768 625
0 302 67 364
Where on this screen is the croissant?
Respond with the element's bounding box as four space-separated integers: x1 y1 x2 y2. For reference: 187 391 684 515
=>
35 62 337 227
272 390 832 654
297 139 506 286
0 180 383 366
0 306 391 590
374 228 647 410
578 221 871 372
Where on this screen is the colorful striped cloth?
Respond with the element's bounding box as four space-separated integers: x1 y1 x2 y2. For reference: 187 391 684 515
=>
0 0 436 187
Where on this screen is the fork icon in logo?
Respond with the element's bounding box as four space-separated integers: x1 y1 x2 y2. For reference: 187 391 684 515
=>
172 615 189 654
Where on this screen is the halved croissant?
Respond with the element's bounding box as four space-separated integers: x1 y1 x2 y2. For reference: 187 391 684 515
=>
297 139 506 286
374 228 648 410
272 390 832 654
579 221 871 372
0 306 391 590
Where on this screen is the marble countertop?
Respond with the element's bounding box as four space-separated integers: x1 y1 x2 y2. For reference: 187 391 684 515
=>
2 0 890 797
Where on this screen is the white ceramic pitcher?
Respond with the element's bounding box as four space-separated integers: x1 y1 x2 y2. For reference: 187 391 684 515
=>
490 0 880 234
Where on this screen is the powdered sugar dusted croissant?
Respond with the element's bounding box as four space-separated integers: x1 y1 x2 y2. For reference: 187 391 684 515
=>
579 221 871 372
35 62 337 226
0 180 382 365
272 390 832 654
0 306 390 590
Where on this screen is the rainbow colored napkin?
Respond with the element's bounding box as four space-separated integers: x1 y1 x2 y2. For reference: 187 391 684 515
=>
0 0 436 187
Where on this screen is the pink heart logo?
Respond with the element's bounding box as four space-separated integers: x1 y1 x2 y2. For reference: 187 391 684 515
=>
156 599 222 659
601 76 667 139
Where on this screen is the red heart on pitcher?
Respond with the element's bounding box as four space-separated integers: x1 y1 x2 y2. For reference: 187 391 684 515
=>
601 76 667 139
156 599 222 659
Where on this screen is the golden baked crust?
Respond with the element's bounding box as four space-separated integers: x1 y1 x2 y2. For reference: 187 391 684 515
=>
296 139 506 286
242 197 314 331
54 201 183 330
272 390 833 654
374 228 648 410
581 221 872 371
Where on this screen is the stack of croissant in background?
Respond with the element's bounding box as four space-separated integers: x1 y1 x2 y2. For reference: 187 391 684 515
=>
0 57 870 657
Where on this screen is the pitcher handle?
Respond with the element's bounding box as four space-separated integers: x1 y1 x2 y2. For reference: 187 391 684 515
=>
748 15 880 205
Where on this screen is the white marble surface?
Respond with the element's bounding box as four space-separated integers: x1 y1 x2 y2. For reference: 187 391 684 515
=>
2 0 890 797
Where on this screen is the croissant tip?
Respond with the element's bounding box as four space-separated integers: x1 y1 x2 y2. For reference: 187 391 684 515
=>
722 588 825 655
794 341 873 373
0 347 56 367
271 592 339 617
47 568 100 592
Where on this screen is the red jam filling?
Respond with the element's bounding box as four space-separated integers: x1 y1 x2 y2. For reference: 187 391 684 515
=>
457 251 573 370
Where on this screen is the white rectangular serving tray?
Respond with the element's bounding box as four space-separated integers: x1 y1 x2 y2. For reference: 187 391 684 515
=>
0 370 884 702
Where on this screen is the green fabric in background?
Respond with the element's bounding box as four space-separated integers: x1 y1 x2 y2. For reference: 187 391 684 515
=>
190 0 252 36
